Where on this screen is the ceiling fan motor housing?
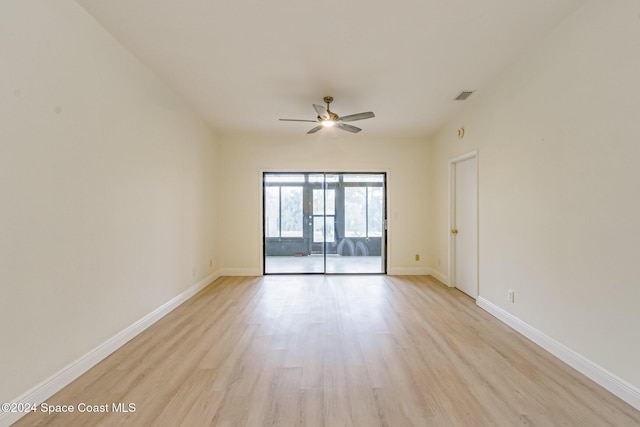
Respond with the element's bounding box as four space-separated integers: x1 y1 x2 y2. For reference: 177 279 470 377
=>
322 112 339 121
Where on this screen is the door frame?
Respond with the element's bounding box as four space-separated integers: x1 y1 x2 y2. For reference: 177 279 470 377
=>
448 151 479 295
261 170 388 275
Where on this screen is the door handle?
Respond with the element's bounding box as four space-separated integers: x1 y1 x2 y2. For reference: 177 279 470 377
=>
451 229 458 234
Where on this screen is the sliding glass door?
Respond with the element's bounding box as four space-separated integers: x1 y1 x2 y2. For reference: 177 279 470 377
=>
263 172 386 274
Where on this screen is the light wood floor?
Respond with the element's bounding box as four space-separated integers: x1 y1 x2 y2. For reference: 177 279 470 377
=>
15 275 640 426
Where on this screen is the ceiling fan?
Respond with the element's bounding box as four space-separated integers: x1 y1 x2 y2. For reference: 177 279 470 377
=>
280 96 375 134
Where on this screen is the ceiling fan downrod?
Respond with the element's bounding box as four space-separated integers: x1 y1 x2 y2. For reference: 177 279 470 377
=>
324 96 333 112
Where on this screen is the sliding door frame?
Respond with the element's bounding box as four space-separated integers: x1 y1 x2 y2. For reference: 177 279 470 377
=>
262 171 388 275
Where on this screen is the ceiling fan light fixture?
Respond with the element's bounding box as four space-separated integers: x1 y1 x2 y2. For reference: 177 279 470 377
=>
280 96 374 134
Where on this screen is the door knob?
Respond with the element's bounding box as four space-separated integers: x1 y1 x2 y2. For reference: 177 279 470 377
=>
451 229 458 234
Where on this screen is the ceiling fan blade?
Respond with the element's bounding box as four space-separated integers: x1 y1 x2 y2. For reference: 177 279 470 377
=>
279 119 319 123
335 123 361 133
339 112 375 122
307 125 323 134
313 104 330 120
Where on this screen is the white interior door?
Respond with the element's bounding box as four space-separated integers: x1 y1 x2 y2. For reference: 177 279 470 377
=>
452 155 478 298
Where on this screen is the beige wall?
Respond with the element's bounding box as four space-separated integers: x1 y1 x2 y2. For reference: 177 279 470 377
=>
429 0 640 389
218 133 431 275
0 1 220 402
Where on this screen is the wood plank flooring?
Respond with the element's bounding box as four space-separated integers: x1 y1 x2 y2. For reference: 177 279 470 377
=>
14 275 640 426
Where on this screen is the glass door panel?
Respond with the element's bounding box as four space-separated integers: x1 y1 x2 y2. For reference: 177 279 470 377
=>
326 173 386 274
263 173 323 273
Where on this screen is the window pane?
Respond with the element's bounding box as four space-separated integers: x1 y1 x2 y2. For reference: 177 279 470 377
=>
313 217 324 242
265 174 305 183
368 187 383 237
280 186 303 237
313 189 324 215
325 216 335 243
325 189 335 215
265 187 280 237
345 187 366 237
343 174 383 183
313 189 334 215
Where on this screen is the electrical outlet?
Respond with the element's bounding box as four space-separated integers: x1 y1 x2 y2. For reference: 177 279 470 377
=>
508 289 515 303
415 254 420 261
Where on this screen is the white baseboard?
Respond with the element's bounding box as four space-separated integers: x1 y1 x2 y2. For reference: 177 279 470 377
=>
0 271 221 427
386 267 449 284
426 268 449 286
387 267 430 275
219 268 261 276
476 296 640 411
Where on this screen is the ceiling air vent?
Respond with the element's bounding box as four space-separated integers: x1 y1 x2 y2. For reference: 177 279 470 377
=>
454 91 474 101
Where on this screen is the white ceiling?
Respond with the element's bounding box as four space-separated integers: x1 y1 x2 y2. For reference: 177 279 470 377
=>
76 0 584 138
